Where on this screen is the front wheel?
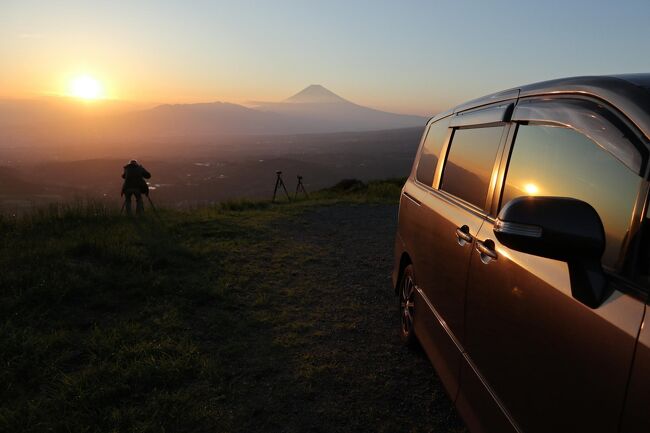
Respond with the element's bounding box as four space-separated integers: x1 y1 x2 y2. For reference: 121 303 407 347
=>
399 264 416 346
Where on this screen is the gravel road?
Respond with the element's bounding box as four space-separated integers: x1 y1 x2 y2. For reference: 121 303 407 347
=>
247 203 467 432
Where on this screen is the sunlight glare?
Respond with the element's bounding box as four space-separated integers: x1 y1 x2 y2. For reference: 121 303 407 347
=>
69 75 103 100
523 183 539 195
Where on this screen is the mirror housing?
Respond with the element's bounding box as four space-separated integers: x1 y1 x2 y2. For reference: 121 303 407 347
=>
494 196 610 308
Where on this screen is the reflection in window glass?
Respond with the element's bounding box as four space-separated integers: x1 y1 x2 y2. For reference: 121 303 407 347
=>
502 125 642 270
440 126 504 209
416 118 450 186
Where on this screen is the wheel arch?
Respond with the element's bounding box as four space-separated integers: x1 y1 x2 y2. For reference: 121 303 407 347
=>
395 252 413 294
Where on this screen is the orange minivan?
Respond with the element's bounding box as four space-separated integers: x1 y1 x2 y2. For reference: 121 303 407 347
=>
392 75 650 433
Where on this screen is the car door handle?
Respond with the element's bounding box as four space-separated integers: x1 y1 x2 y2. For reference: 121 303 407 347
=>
455 225 473 246
475 239 497 264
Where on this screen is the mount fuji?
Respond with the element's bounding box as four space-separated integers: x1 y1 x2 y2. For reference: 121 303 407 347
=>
249 84 426 133
284 84 350 103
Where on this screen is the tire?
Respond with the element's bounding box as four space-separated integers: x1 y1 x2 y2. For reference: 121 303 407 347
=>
399 264 417 346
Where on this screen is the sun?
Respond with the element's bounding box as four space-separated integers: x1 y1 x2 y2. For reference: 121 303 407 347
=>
523 183 539 195
68 75 104 100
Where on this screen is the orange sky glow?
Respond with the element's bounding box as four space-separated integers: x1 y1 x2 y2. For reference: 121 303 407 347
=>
2 1 649 117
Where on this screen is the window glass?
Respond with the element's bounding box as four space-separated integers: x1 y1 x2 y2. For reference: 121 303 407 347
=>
502 124 642 270
440 126 504 209
416 118 450 186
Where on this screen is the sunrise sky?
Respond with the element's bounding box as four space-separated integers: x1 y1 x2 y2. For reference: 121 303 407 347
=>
2 0 650 115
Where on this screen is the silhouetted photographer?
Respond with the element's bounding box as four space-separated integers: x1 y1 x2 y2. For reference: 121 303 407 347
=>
121 159 151 216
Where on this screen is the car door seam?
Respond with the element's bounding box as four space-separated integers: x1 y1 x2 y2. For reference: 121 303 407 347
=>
416 285 523 433
402 191 421 206
617 305 647 433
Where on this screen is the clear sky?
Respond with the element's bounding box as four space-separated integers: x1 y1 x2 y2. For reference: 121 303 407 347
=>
2 0 650 115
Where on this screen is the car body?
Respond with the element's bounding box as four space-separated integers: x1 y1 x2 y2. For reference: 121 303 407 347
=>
392 75 650 433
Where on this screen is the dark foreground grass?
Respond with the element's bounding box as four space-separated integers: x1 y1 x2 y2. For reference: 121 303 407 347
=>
0 180 465 433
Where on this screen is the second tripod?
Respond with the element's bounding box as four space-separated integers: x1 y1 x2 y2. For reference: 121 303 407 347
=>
272 172 309 202
294 175 308 199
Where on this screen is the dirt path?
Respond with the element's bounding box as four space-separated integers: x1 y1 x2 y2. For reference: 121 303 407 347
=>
201 203 466 432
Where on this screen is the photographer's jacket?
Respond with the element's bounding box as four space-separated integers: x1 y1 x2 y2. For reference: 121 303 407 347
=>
121 162 151 194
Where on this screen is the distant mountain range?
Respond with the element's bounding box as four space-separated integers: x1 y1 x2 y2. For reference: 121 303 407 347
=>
0 85 427 146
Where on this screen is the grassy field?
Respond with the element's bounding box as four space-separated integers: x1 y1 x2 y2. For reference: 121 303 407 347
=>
0 179 465 433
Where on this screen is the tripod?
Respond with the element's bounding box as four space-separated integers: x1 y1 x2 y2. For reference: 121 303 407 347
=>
120 191 159 216
272 171 291 202
295 175 308 199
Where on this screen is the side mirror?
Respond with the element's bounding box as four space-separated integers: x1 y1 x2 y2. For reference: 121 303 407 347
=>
494 196 610 309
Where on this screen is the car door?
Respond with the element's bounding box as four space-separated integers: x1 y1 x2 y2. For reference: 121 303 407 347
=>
402 103 511 399
621 204 650 432
460 97 648 433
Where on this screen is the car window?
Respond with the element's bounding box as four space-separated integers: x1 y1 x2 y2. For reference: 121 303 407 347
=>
502 124 642 270
440 126 504 209
416 117 450 186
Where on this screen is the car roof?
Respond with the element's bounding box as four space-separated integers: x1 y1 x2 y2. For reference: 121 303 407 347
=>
452 74 650 141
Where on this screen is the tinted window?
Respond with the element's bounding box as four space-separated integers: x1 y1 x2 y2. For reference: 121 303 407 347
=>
440 126 504 209
502 125 642 270
416 118 450 186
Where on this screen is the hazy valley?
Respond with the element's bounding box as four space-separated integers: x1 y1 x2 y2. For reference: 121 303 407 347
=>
0 85 427 210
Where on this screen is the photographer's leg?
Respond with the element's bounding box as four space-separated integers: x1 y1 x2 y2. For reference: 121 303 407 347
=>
135 192 144 215
125 192 133 216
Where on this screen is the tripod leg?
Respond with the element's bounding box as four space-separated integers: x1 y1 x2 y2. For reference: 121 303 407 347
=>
272 177 280 202
280 178 291 201
146 194 158 214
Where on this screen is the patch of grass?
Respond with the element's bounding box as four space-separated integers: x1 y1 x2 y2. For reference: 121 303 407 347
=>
317 177 405 203
0 179 465 433
216 198 273 212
